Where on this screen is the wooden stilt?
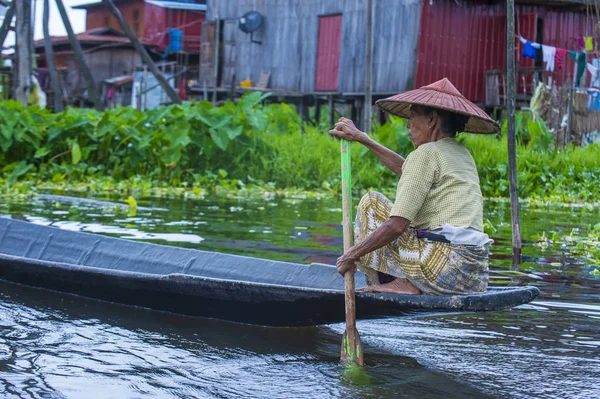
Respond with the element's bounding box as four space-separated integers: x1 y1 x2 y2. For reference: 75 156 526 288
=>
14 0 32 106
328 95 334 126
43 0 64 112
506 0 522 269
103 0 181 104
55 0 102 110
315 96 321 125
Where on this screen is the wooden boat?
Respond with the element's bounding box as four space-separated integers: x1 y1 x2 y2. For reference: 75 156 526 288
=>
0 218 539 326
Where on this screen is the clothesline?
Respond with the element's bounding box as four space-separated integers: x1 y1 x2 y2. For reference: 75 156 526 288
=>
518 35 597 88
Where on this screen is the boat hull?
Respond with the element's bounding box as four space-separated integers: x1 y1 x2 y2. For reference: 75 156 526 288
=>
0 218 539 326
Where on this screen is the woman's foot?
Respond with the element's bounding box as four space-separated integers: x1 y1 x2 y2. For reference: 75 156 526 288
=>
360 278 422 295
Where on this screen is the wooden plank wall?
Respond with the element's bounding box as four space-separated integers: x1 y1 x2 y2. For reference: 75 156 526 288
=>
205 0 421 94
86 49 141 83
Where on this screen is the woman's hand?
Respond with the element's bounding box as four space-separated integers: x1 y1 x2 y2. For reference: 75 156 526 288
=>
336 250 359 275
328 117 368 143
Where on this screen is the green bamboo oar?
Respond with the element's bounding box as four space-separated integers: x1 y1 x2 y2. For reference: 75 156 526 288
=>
340 139 364 366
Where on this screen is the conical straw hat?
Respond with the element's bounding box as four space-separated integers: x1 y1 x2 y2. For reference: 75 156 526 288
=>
375 78 500 134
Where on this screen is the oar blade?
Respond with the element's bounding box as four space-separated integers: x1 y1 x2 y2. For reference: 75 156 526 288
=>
341 328 364 366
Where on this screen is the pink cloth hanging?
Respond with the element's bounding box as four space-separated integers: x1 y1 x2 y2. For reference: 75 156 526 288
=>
555 48 568 70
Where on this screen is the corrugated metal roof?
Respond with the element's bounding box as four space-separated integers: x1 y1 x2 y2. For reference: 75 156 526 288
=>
73 0 206 11
145 0 206 11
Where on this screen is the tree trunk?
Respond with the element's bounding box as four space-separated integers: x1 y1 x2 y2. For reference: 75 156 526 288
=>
14 0 32 105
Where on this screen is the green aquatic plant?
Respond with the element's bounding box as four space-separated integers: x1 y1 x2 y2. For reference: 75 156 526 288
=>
0 100 599 203
533 224 600 276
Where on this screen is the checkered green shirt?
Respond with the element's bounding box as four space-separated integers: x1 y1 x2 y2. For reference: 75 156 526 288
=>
389 138 484 231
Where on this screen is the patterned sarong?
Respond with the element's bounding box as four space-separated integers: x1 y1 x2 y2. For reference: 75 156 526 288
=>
354 192 489 295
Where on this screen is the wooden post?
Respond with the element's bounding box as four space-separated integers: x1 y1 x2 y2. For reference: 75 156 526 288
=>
364 0 373 134
328 95 335 126
565 66 578 146
506 0 521 269
43 0 64 112
315 96 321 125
103 0 180 104
14 0 32 105
55 0 102 110
0 3 14 50
212 0 220 105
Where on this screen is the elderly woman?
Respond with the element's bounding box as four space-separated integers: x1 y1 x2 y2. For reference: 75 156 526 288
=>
329 78 500 295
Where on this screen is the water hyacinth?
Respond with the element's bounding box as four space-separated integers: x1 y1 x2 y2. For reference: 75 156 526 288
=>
0 95 599 203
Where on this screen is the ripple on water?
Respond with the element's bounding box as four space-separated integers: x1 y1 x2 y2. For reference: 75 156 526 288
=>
0 195 599 398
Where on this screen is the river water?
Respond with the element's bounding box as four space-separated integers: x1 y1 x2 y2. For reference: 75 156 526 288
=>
0 193 598 399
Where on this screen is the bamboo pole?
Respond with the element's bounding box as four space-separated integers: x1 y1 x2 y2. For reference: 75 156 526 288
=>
506 0 521 269
14 0 32 105
102 0 181 104
0 3 14 50
364 0 373 134
43 0 64 112
55 0 102 110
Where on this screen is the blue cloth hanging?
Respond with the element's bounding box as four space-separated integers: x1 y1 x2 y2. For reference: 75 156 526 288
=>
522 41 538 59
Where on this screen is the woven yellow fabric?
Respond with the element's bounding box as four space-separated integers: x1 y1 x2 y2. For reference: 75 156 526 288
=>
389 137 483 231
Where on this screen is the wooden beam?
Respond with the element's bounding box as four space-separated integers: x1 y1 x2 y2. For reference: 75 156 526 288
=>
43 0 64 112
102 0 181 104
506 0 521 269
55 0 102 110
14 0 32 105
0 3 14 50
363 0 373 134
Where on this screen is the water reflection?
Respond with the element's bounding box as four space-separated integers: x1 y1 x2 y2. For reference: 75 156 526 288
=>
0 192 598 398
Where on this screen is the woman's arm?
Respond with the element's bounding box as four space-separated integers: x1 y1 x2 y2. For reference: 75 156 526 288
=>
336 216 410 275
328 117 405 177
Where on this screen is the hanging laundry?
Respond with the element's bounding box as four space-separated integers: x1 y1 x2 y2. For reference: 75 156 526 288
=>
587 63 599 85
541 45 556 71
555 48 568 69
569 51 586 86
576 37 586 50
584 37 593 52
593 59 600 87
522 41 538 60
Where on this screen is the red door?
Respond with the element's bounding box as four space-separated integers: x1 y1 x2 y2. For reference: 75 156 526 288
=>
315 15 342 91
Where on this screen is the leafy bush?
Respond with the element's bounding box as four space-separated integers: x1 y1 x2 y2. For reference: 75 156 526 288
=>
1 97 599 202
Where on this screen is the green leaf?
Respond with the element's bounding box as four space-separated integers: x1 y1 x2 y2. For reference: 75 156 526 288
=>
208 127 229 150
160 147 182 165
246 110 268 131
225 125 243 140
34 147 50 158
6 161 33 186
71 141 81 165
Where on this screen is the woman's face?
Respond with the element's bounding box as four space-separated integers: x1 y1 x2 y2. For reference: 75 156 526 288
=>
406 106 432 147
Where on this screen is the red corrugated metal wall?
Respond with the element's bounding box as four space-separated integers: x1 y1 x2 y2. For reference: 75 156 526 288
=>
144 4 168 49
144 4 205 52
416 0 596 103
315 15 343 92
